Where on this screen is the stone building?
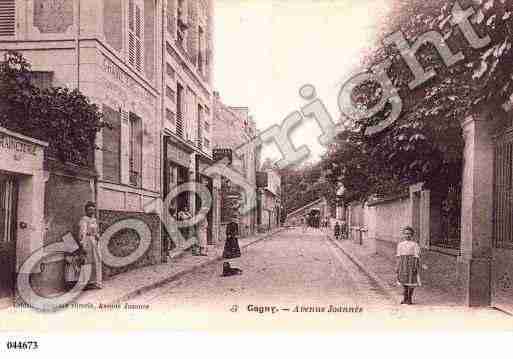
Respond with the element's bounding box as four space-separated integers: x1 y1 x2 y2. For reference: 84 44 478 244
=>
256 168 281 232
0 0 219 305
212 93 258 240
0 0 217 301
161 0 216 253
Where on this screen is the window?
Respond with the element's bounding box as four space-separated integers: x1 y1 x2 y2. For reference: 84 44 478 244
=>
102 106 122 183
29 71 54 90
197 104 203 148
177 0 187 46
166 108 176 125
198 26 204 74
128 0 143 72
176 83 184 138
166 85 176 102
0 0 15 37
129 113 143 187
186 87 195 141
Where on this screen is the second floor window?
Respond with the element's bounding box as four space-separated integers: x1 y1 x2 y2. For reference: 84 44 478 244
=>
198 26 204 75
0 0 15 37
128 0 143 72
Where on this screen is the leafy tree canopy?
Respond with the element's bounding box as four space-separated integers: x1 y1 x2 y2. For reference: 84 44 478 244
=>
325 0 513 201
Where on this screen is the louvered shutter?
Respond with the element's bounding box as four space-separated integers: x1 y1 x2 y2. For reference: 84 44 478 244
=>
102 106 122 183
0 0 15 37
129 33 135 66
127 0 143 72
135 5 142 71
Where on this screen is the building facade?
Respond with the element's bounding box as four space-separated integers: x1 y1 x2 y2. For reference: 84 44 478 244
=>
256 169 281 232
0 0 167 297
0 0 217 303
161 0 216 254
212 93 258 240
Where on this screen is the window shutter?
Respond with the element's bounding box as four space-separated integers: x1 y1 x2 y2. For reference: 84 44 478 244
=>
136 38 142 72
129 33 135 66
128 1 142 72
0 0 15 37
102 106 122 183
135 4 142 72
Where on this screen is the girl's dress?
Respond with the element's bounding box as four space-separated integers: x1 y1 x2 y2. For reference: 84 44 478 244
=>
396 240 421 287
78 215 103 288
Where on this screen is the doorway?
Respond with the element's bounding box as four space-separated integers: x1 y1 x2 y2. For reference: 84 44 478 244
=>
0 174 18 300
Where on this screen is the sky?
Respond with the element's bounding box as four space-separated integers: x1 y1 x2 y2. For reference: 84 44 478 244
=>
213 0 391 165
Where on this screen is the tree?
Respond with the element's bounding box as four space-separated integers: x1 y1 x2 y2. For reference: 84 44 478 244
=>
336 0 513 198
0 51 105 166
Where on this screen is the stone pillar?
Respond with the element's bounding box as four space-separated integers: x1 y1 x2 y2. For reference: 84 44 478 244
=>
458 114 495 307
16 170 49 274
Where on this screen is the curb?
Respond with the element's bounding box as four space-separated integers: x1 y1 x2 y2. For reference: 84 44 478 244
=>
108 228 285 304
326 235 400 302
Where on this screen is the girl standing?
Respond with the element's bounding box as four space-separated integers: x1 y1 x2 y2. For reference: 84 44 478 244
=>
396 226 421 304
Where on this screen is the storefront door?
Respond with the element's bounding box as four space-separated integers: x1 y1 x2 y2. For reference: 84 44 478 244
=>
0 174 18 300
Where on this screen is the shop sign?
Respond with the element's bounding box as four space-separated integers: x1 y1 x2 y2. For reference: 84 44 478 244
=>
213 148 232 165
167 141 190 168
0 134 37 156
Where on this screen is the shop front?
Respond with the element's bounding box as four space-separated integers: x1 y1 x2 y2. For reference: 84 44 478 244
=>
0 128 47 306
163 136 194 253
196 154 215 245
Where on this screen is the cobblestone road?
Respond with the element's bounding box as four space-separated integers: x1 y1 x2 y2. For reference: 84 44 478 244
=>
131 228 394 312
124 228 513 330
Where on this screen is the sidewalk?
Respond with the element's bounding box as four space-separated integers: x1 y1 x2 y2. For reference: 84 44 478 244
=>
74 228 283 305
326 233 470 307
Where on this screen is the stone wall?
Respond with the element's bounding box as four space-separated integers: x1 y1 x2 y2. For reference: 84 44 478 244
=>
30 161 96 297
367 190 465 304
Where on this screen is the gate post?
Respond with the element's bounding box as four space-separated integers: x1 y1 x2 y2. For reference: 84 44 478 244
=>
458 114 495 307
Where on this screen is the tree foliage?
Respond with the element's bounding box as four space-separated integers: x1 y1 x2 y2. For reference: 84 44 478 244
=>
324 0 513 201
0 51 105 166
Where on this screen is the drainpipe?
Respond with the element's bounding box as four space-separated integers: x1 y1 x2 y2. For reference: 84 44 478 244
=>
161 1 167 261
75 0 81 90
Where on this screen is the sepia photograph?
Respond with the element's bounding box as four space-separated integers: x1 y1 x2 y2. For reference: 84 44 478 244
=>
0 0 513 355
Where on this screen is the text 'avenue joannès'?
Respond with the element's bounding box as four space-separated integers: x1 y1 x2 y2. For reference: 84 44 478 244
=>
246 304 363 314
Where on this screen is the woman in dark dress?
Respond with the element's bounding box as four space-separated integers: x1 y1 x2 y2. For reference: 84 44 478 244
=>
222 222 242 277
223 222 241 259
